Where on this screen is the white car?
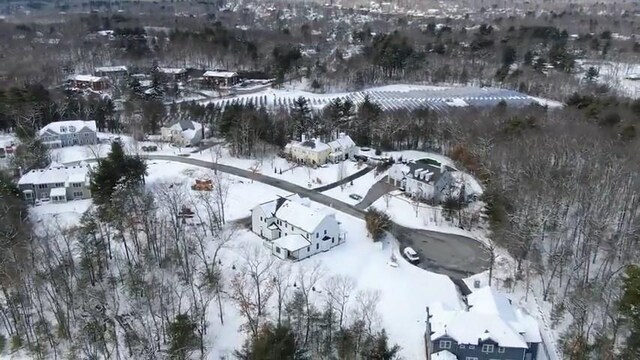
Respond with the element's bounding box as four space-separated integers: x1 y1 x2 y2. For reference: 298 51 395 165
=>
403 247 420 264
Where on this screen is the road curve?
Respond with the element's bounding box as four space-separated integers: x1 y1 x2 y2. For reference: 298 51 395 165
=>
141 154 490 279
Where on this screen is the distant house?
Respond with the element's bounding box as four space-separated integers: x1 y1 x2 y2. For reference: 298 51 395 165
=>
38 120 98 148
160 120 205 146
285 133 356 165
158 67 188 82
427 286 542 360
251 195 345 260
202 70 240 88
18 162 93 204
327 133 357 162
95 66 128 79
387 158 480 203
70 75 109 91
285 136 332 165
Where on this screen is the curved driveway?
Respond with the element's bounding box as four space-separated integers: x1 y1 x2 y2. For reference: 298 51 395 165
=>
142 155 490 279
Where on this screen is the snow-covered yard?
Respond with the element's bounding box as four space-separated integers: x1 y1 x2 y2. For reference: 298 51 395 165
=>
26 159 465 360
576 59 640 98
321 169 384 204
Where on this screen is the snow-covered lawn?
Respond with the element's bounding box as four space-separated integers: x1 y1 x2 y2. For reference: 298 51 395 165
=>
26 159 464 360
576 59 640 98
322 169 385 205
216 206 463 360
370 190 489 243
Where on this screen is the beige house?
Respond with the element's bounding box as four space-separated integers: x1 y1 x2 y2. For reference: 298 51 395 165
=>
284 136 331 165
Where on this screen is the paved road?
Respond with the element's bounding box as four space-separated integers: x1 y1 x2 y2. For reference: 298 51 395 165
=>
314 166 373 192
142 155 490 279
354 178 395 210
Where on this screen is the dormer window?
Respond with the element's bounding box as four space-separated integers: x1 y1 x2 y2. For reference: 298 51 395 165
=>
68 126 76 132
60 126 67 133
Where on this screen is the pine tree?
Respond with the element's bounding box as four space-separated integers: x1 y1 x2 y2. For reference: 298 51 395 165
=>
366 330 400 360
90 141 147 207
167 314 199 360
235 323 307 360
584 66 600 82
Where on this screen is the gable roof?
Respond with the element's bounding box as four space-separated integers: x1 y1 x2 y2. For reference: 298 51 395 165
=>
272 234 311 252
203 70 238 78
18 163 92 186
328 134 356 152
158 67 186 75
256 194 302 217
39 120 97 136
275 198 333 233
72 74 106 83
431 350 457 360
95 66 128 73
286 138 330 153
429 286 541 348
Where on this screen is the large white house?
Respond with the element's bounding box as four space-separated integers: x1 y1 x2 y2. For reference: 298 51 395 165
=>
18 162 93 204
38 120 98 148
160 120 206 146
427 286 542 360
388 158 480 203
284 133 356 165
251 195 344 260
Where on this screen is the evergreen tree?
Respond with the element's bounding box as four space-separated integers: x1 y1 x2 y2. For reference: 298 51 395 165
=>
356 95 381 146
236 323 306 360
90 141 147 207
291 97 311 139
366 330 400 360
584 66 600 82
502 45 517 68
167 314 199 360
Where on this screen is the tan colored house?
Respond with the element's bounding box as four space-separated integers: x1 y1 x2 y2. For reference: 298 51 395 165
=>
284 136 331 165
160 120 204 146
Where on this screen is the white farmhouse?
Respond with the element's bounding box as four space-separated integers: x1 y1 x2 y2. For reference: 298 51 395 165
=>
327 133 357 162
38 120 98 148
387 158 480 203
251 195 344 260
160 120 205 146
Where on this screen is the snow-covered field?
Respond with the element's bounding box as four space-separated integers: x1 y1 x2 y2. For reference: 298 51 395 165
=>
577 59 640 98
27 157 464 360
322 169 383 205
201 84 562 112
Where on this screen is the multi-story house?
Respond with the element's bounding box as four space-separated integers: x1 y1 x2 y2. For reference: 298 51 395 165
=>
18 162 93 204
251 195 345 260
284 133 357 165
202 70 240 88
160 120 205 147
427 287 542 360
387 158 480 203
38 120 98 148
70 75 109 91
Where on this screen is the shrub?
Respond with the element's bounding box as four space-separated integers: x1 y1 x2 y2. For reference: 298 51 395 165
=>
365 209 392 241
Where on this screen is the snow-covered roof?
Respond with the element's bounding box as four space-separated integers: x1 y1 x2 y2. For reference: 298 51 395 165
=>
431 350 457 360
95 66 128 73
72 74 105 82
19 163 92 186
328 133 356 152
275 198 333 233
256 194 302 217
287 138 331 153
164 120 203 141
272 234 311 251
203 70 238 78
158 67 186 74
39 120 97 136
50 187 66 197
429 286 541 348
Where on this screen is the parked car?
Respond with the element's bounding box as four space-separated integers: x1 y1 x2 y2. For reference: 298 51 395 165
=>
403 247 420 264
361 147 371 152
141 145 158 152
349 194 363 201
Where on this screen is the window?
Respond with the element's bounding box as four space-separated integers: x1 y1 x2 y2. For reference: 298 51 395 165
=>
316 233 319 238
73 191 83 198
55 183 64 188
38 184 47 189
324 229 327 234
459 344 465 349
72 182 82 188
498 347 505 353
307 246 310 252
439 340 451 349
24 192 32 199
316 243 319 250
482 344 494 353
275 247 281 254
468 345 475 349
465 357 478 360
